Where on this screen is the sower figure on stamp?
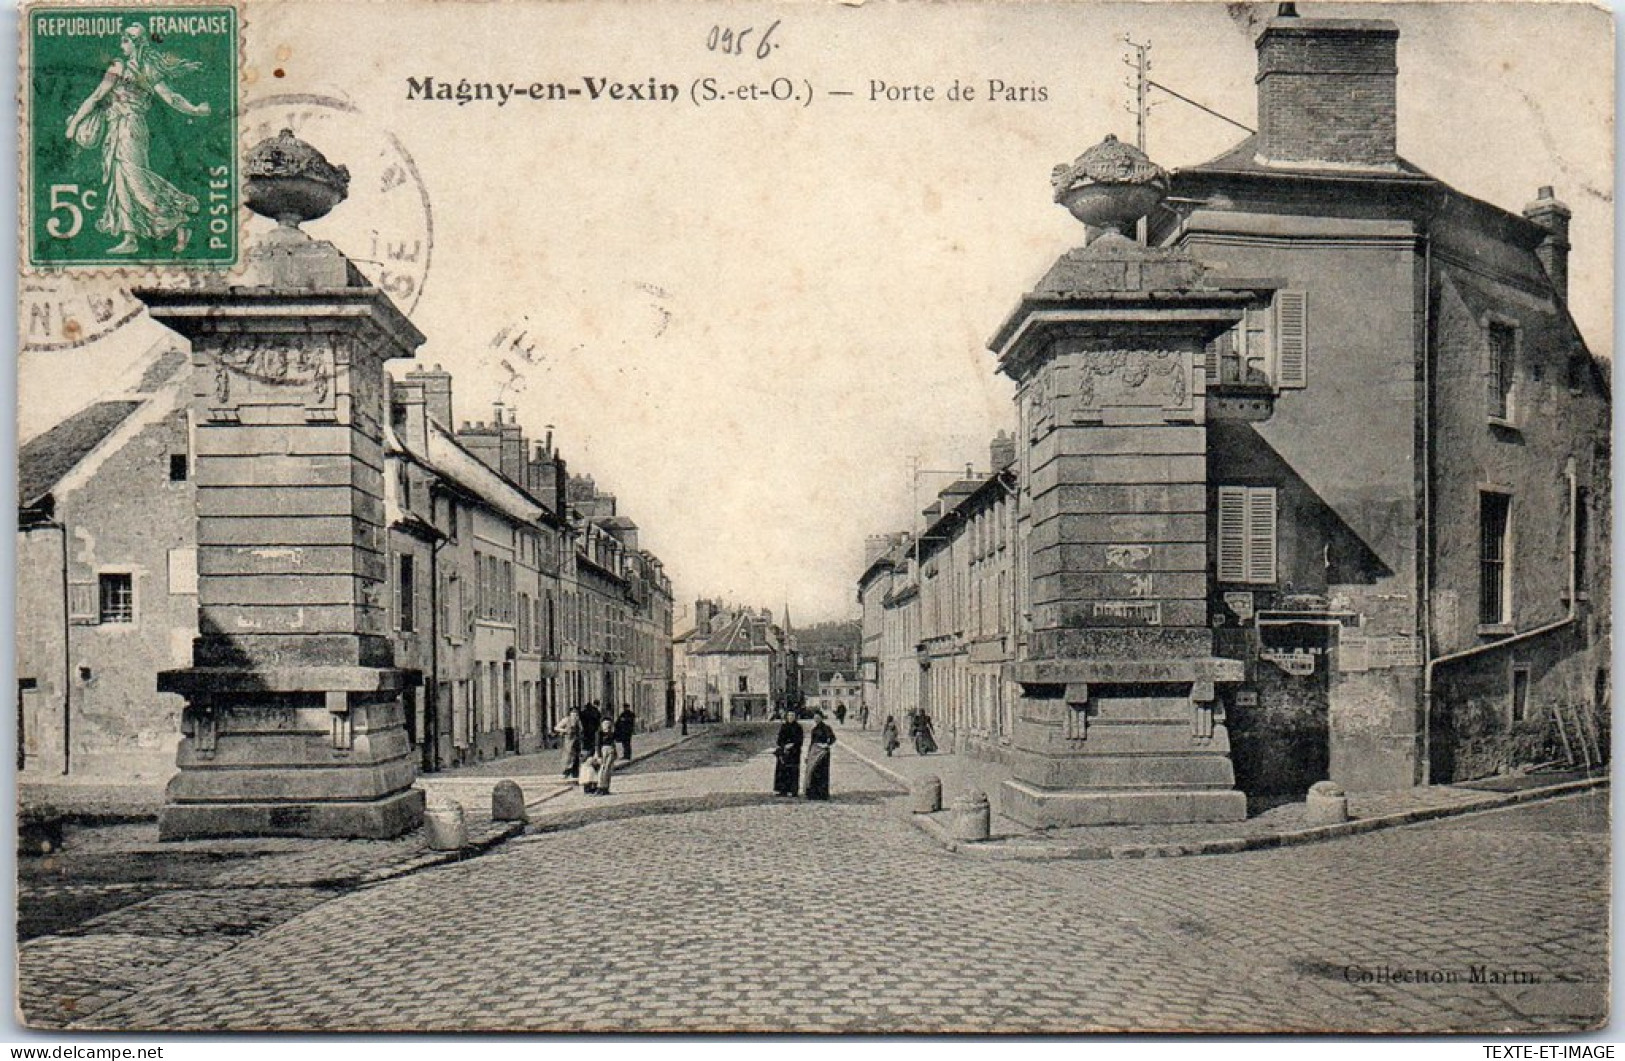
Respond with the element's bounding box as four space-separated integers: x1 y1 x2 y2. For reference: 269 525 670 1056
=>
65 24 210 255
773 710 803 797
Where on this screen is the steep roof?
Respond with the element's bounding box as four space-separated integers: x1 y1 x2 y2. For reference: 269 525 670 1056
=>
18 400 143 512
693 610 776 655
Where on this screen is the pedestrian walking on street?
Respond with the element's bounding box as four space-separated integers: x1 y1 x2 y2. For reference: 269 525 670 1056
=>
834 703 847 726
881 715 900 757
858 704 870 730
594 717 618 795
580 701 602 758
555 705 583 779
615 705 636 763
912 710 938 756
773 710 804 797
803 713 836 801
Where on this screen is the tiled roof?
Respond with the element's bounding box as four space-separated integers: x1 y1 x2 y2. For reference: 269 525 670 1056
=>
19 400 143 510
693 611 774 655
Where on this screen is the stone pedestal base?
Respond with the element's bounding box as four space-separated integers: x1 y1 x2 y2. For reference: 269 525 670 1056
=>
1000 777 1246 827
1003 656 1247 826
159 788 426 840
157 665 425 840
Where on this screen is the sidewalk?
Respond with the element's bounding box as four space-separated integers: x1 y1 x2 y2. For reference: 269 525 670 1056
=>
835 721 1608 860
420 720 704 815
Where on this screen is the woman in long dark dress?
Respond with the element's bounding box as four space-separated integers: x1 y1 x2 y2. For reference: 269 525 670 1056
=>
803 714 836 800
773 713 804 796
911 710 938 755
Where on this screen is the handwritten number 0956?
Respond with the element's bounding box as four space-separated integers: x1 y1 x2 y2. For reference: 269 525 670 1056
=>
46 184 98 240
707 19 780 59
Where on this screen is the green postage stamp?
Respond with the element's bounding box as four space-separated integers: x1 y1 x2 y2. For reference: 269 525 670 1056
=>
26 5 238 267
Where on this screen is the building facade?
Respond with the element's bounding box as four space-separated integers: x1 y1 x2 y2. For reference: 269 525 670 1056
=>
679 600 795 721
857 12 1610 797
16 351 676 781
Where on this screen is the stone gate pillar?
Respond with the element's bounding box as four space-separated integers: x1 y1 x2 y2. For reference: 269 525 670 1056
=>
138 131 426 839
989 136 1262 826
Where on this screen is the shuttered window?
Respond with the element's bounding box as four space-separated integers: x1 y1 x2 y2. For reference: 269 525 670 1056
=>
1217 486 1278 584
68 582 97 625
1274 290 1308 388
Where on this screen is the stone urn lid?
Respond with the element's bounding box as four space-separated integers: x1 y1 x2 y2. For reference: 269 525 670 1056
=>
1050 134 1170 236
244 129 352 227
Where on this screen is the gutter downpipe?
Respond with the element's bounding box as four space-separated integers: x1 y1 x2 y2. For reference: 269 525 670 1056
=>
1422 459 1580 777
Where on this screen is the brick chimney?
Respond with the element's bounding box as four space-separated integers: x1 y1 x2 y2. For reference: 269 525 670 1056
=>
1523 185 1572 301
989 429 1016 470
1255 11 1400 168
388 377 429 452
404 363 453 430
456 419 502 472
497 410 526 486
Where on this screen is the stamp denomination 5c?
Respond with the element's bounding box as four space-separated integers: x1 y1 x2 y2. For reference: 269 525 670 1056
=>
26 4 238 268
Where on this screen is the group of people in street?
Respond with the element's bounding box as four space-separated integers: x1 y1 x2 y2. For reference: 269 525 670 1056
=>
773 710 838 800
880 709 936 758
555 702 638 796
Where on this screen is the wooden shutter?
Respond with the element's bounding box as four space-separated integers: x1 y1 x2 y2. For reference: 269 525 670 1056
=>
1246 488 1278 583
67 581 97 625
1217 487 1247 582
1274 290 1308 389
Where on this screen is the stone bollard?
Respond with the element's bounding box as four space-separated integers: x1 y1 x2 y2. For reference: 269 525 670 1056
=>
1305 780 1349 826
491 780 528 823
949 789 991 842
911 774 942 814
425 795 468 851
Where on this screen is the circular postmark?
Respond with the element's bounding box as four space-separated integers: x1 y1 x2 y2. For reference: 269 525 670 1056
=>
241 92 434 315
21 93 434 353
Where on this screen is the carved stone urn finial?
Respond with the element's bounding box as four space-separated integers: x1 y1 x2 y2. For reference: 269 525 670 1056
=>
244 129 352 228
1049 134 1171 241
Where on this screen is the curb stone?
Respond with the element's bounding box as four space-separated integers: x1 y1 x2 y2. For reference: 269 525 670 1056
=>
839 735 1607 860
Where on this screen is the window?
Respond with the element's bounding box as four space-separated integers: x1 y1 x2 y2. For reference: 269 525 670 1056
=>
98 572 134 624
1204 291 1306 389
1574 487 1590 590
398 554 416 632
1216 486 1278 584
1480 491 1512 626
1487 320 1517 422
738 675 749 693
1510 666 1531 724
168 453 188 481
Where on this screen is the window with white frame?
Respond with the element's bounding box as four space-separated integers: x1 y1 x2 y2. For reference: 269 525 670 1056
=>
1205 291 1307 389
1216 486 1278 584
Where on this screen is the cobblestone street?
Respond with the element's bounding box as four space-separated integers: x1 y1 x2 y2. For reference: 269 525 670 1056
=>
31 725 1606 1035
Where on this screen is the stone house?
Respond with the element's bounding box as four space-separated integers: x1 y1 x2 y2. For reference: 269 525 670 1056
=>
857 11 1609 797
15 348 676 783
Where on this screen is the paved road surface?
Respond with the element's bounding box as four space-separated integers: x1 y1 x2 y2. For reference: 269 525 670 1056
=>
27 725 1609 1033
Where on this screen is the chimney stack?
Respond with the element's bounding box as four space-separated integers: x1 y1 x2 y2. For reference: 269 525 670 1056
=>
989 429 1017 471
1524 185 1572 301
404 363 454 430
1255 13 1399 168
497 408 526 485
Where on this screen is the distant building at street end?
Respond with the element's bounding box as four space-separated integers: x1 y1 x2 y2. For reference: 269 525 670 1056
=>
677 600 796 721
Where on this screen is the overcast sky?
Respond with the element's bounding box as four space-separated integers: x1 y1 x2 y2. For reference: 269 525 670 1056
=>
19 1 1614 625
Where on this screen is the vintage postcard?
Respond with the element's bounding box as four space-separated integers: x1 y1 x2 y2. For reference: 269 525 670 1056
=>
11 0 1613 1037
